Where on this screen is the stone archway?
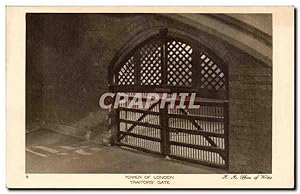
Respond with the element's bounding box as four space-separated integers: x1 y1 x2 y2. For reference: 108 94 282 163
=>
108 28 230 170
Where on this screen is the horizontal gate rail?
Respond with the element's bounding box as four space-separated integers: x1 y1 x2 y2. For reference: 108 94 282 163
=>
119 107 160 115
115 93 227 105
169 141 226 159
119 119 162 129
118 131 161 142
169 127 224 138
197 100 227 107
114 141 161 156
168 155 226 169
109 85 197 93
168 113 224 122
125 95 227 106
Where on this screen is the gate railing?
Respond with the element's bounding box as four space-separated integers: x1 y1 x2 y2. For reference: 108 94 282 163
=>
166 101 229 170
114 95 229 170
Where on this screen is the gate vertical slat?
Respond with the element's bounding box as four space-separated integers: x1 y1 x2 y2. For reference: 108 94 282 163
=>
224 101 229 170
164 106 170 156
159 106 166 156
116 106 120 144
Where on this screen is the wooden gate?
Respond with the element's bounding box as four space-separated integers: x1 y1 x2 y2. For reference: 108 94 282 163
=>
110 30 229 170
167 100 229 169
114 94 229 170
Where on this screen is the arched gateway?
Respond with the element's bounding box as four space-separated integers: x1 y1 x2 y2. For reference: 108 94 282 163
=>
109 29 229 170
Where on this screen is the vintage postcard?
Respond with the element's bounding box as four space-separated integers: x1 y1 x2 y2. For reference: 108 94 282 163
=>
6 6 294 188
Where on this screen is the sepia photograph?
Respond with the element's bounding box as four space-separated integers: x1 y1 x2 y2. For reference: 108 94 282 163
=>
6 6 294 189
25 12 272 174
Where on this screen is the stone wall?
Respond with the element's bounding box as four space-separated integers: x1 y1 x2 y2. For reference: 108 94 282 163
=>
26 13 272 173
225 48 272 173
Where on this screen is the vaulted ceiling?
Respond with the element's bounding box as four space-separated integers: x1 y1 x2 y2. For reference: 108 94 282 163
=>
161 14 272 67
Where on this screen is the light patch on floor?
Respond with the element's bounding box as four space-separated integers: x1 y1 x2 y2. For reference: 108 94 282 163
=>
59 145 76 150
34 146 60 154
26 148 48 158
74 149 93 156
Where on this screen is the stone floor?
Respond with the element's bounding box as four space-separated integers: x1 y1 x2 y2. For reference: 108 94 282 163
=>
26 128 224 174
